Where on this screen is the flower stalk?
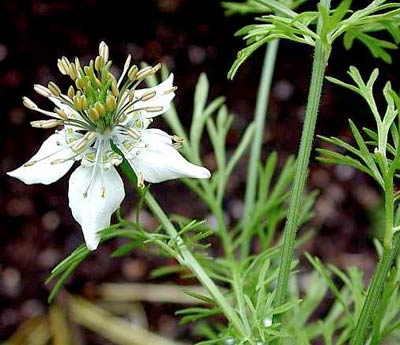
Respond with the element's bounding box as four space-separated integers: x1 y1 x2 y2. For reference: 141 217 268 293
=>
272 0 331 333
119 160 247 339
350 166 400 344
242 39 280 258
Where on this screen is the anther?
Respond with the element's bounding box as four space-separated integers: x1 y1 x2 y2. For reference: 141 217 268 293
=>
50 158 67 165
68 64 78 80
152 63 162 73
101 187 106 198
128 65 138 81
171 135 184 143
88 107 100 121
61 57 71 70
73 95 82 111
57 59 68 75
111 82 119 97
72 95 87 111
95 55 104 71
94 102 106 117
75 78 85 89
129 90 135 102
48 82 61 97
22 97 38 110
72 132 96 151
136 66 153 80
23 161 36 167
106 95 117 112
99 41 109 62
54 107 68 120
34 84 52 98
30 119 63 128
126 128 140 139
67 86 75 99
145 106 163 113
74 57 82 75
124 54 132 71
141 90 157 101
137 173 145 189
165 86 178 94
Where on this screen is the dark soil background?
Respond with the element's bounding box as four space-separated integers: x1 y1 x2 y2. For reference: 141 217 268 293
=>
1 0 400 343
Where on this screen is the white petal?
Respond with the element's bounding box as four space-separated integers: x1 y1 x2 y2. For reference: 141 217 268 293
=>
124 129 211 183
68 165 125 250
131 74 175 118
7 132 74 185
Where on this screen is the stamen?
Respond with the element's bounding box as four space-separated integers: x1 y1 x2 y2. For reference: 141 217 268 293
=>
68 63 78 80
54 108 68 120
144 106 163 113
137 172 145 189
94 102 106 117
111 82 119 97
23 161 36 167
152 63 162 74
30 119 63 128
72 132 96 151
74 57 83 77
67 86 75 99
117 54 132 87
141 90 157 101
94 55 104 71
171 135 184 143
83 138 103 198
106 95 117 112
99 41 109 62
126 127 140 139
88 107 100 122
57 58 68 75
136 66 153 80
34 84 52 97
165 86 178 94
23 135 88 168
100 156 106 198
48 82 61 97
128 65 139 81
22 97 38 110
128 90 135 102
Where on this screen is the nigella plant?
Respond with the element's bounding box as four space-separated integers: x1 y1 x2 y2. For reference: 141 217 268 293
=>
7 42 210 250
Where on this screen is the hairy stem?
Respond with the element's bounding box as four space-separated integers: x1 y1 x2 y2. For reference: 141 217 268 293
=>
144 192 247 338
272 0 331 334
242 39 280 258
350 177 400 345
119 161 247 338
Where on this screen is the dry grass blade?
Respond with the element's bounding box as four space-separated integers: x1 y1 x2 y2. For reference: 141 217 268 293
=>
69 296 184 345
98 283 210 305
7 317 51 345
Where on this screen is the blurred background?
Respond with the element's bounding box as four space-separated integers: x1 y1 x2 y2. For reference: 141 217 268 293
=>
1 0 400 343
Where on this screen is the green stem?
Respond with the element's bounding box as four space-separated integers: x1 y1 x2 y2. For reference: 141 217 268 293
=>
350 177 399 345
272 0 331 333
144 192 247 339
242 40 280 258
119 161 247 338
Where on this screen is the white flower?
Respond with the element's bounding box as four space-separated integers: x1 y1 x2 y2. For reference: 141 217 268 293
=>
7 42 210 250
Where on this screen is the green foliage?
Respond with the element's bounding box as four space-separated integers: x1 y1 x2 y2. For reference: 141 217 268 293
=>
222 0 305 16
318 67 400 191
229 0 400 78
